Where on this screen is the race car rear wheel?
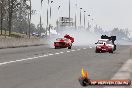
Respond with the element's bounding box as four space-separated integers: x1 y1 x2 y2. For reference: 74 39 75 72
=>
95 50 99 53
109 50 113 53
55 46 59 49
113 45 116 51
68 43 72 49
68 46 71 49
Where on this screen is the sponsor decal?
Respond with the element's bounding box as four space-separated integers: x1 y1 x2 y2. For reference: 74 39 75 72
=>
79 68 131 86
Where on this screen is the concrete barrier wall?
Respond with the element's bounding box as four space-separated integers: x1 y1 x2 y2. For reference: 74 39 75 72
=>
0 38 47 49
130 46 132 58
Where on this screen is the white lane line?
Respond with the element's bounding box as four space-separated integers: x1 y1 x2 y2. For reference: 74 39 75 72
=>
71 50 76 52
77 49 81 51
67 51 70 53
43 54 48 57
55 53 60 55
0 50 69 66
0 54 49 66
60 52 64 54
38 56 44 58
15 59 29 62
0 58 32 66
0 62 11 66
33 57 39 59
83 48 87 50
49 53 54 56
89 47 93 48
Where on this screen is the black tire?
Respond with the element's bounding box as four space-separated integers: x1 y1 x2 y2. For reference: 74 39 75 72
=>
68 46 71 49
95 50 99 53
113 45 116 51
55 46 59 49
109 50 113 53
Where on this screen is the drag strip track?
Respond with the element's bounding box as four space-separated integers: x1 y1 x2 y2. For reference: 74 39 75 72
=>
0 48 87 66
0 45 130 88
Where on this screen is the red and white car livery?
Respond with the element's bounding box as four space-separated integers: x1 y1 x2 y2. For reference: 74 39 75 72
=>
54 34 74 49
95 39 114 53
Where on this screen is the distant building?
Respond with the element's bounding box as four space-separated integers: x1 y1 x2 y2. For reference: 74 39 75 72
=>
57 17 74 27
56 17 75 34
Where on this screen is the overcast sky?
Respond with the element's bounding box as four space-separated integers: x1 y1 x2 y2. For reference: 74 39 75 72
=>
31 0 132 31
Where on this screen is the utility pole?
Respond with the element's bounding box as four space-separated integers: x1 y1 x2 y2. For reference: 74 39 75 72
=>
40 16 42 35
75 0 77 29
28 0 31 38
80 8 82 26
75 11 77 29
0 0 4 35
87 15 91 30
45 0 49 37
84 11 86 29
49 1 53 36
69 0 71 26
46 9 48 37
57 6 60 34
50 1 53 19
46 0 52 37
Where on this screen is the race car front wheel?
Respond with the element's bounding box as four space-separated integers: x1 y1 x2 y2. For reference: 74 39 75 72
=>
109 50 113 53
68 44 72 49
95 50 99 53
68 46 71 49
113 45 116 51
55 46 59 49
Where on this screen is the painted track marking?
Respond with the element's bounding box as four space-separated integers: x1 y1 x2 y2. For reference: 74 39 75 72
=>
71 50 76 51
49 53 54 56
0 48 87 66
55 53 60 55
67 51 70 53
77 49 81 51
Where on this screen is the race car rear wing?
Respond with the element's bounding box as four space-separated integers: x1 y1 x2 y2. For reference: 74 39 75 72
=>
101 35 116 42
64 35 74 43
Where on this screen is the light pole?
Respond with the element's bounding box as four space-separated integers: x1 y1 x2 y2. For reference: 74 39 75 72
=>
50 1 53 19
69 0 71 26
75 0 77 29
57 6 60 33
84 11 86 29
80 8 82 26
0 0 4 35
46 8 48 37
28 0 31 38
49 0 53 36
46 0 52 37
87 14 91 30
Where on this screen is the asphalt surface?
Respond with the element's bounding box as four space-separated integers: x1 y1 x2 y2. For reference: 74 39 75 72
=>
0 45 131 88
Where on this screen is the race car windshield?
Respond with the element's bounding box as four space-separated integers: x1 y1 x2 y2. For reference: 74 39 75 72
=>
56 38 68 41
56 38 65 40
97 40 107 44
107 41 113 44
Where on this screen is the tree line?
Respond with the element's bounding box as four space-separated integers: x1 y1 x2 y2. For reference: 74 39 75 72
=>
0 0 41 38
94 25 130 40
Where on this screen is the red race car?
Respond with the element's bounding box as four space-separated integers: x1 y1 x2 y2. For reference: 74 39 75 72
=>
95 39 114 53
54 34 74 49
95 35 116 53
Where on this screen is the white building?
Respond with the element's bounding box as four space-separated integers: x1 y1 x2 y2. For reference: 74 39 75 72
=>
57 17 74 27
